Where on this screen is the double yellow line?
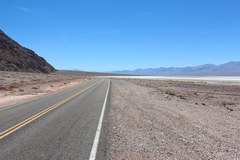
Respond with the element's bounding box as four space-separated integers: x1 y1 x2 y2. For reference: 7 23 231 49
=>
0 81 99 140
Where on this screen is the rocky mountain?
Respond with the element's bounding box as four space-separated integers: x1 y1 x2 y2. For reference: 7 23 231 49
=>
113 62 240 76
0 30 56 73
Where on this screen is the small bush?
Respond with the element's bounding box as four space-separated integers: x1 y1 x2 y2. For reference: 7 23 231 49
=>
20 80 25 83
18 88 24 92
164 88 175 95
221 102 235 112
9 83 20 89
177 94 186 100
50 85 54 87
226 107 234 112
222 101 235 107
0 86 8 91
31 86 39 89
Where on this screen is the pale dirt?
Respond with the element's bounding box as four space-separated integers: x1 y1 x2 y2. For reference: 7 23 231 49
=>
107 79 240 160
0 71 90 109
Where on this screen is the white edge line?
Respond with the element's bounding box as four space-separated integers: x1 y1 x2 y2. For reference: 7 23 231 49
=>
89 80 110 160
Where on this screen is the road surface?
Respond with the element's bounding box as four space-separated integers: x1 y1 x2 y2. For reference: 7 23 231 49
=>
0 79 110 160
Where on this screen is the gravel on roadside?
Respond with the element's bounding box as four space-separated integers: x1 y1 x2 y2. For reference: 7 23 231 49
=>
107 79 240 160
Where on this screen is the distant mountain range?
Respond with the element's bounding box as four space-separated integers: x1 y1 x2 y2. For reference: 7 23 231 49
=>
113 62 240 76
0 30 55 73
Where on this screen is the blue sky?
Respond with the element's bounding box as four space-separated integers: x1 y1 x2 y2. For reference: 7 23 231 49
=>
0 0 240 72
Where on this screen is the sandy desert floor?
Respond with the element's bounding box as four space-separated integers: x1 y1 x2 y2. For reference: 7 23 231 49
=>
0 71 92 108
107 79 240 160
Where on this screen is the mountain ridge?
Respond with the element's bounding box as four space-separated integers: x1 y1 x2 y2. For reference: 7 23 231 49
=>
113 61 240 76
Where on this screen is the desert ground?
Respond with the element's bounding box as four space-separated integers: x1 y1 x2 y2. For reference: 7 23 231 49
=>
0 70 95 108
107 79 240 159
1 71 240 159
0 70 127 109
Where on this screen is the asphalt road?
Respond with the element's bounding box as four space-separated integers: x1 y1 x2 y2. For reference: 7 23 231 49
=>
0 79 110 160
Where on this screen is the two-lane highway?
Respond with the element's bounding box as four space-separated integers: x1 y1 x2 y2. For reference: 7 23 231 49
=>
0 79 110 160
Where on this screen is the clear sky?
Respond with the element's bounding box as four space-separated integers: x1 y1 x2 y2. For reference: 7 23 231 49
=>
0 0 240 72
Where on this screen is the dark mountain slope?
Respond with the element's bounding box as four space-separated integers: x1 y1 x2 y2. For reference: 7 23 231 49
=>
0 30 56 73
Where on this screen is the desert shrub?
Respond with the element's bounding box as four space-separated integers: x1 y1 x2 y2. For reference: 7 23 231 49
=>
20 80 25 83
9 83 20 89
197 81 207 84
226 107 234 112
31 86 39 89
221 102 235 112
176 94 186 100
18 88 24 92
164 88 175 95
166 80 195 84
222 101 235 107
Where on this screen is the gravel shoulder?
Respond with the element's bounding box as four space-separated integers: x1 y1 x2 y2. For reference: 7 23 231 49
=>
107 79 240 159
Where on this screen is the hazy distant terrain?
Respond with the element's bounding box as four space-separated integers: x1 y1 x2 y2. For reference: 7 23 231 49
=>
113 62 240 76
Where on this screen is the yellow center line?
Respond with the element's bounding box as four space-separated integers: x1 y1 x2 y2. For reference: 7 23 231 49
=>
0 81 99 140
